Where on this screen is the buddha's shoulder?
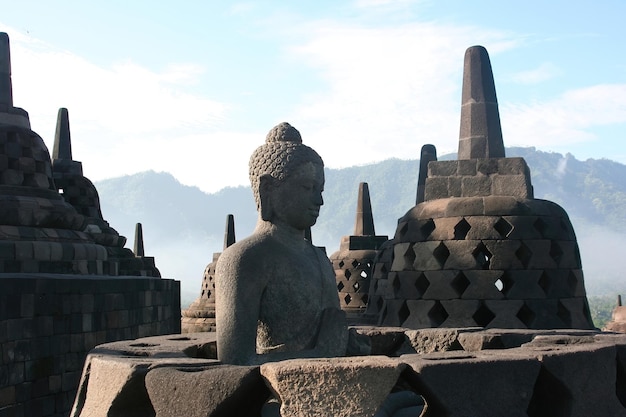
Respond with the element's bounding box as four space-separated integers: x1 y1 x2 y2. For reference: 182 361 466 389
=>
217 233 282 267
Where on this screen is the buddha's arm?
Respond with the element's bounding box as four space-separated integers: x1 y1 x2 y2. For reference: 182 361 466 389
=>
245 307 349 365
215 250 264 365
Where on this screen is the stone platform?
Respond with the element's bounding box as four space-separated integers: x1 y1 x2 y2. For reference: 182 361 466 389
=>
70 327 626 417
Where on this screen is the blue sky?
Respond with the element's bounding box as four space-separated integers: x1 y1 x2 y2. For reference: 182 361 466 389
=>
1 0 625 192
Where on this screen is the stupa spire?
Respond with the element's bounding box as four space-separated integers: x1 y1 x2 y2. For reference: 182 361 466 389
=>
134 223 144 257
354 182 375 236
458 45 505 159
223 214 235 249
0 32 12 108
53 108 72 160
416 144 437 204
0 33 29 128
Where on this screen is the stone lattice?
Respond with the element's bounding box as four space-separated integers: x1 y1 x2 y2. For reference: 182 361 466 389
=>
368 46 594 330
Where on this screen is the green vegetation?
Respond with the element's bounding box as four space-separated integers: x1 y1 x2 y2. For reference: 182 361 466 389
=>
588 295 619 329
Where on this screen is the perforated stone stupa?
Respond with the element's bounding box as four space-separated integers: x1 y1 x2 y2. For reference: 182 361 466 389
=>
369 46 594 330
329 183 387 322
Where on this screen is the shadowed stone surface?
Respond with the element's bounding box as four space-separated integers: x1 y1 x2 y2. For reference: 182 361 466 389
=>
0 32 11 107
403 351 540 417
416 144 437 204
0 33 29 129
145 365 269 417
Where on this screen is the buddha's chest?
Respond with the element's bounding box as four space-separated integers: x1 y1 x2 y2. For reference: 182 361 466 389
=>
259 252 336 322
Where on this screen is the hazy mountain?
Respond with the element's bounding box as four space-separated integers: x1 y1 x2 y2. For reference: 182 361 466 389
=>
95 147 626 305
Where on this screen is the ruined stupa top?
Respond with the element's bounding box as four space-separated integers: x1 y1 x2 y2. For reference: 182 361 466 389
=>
458 45 505 160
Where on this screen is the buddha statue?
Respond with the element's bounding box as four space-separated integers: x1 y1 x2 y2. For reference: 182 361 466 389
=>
215 122 350 365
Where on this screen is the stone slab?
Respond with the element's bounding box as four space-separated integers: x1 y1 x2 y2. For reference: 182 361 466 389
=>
260 356 405 417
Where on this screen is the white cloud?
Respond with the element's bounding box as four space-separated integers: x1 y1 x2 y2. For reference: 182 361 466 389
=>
502 84 626 147
2 24 239 192
10 45 227 136
287 21 518 165
3 14 624 194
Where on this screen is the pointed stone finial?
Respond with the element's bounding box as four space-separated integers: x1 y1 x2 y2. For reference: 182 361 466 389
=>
223 214 236 249
0 32 12 108
458 45 505 160
353 182 375 236
619 295 623 307
53 108 72 160
416 144 437 204
134 223 144 257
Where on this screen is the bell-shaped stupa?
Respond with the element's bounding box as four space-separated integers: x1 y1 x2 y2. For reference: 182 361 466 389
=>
370 46 594 330
329 183 387 323
182 214 235 332
0 32 159 276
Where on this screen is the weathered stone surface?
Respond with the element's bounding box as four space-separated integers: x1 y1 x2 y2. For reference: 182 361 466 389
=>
418 270 460 300
404 328 467 354
260 356 405 417
70 333 219 417
492 173 532 198
352 326 408 356
145 365 269 417
518 337 626 417
403 351 539 417
387 271 428 300
440 300 484 327
72 356 155 417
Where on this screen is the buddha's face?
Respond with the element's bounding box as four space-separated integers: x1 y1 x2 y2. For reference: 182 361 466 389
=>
270 161 324 230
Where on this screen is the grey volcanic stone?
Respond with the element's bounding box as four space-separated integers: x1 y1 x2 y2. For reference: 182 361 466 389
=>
402 350 539 417
145 365 269 417
260 356 405 417
457 46 505 160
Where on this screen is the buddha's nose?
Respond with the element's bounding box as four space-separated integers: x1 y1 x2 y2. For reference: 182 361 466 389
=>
314 190 323 206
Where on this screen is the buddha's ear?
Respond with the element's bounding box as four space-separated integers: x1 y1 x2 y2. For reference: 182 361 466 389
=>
259 174 275 221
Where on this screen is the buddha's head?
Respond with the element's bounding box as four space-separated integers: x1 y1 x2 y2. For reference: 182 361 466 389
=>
249 122 325 230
